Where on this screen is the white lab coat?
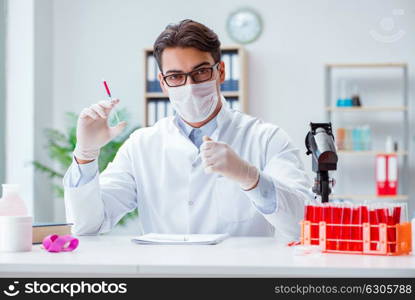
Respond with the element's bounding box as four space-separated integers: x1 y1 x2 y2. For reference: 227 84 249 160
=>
63 100 313 241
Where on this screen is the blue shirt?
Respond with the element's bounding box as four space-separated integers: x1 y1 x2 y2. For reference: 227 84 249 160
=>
176 117 217 148
64 115 277 214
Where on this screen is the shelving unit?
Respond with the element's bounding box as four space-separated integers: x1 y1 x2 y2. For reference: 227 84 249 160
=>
337 150 408 156
326 63 407 68
330 194 409 201
325 63 410 201
143 45 248 127
326 106 407 112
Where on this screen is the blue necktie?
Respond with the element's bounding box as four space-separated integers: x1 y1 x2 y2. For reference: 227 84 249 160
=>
189 128 203 149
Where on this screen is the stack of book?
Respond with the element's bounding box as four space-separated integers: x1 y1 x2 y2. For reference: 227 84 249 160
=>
32 223 73 244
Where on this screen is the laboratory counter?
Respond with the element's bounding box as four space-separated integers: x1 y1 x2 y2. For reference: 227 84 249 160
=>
0 236 414 277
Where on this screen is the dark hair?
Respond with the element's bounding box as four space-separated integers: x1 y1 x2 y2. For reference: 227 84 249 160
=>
153 19 221 72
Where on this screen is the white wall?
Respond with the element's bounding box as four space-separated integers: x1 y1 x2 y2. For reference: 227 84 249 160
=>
34 0 54 222
6 0 415 221
6 0 35 215
51 0 415 218
0 0 6 185
51 0 415 138
5 0 55 221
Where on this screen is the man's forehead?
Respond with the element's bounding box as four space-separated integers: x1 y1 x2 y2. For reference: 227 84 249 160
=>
161 47 214 72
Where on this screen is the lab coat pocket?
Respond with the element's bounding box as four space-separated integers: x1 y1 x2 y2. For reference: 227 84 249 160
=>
214 177 256 223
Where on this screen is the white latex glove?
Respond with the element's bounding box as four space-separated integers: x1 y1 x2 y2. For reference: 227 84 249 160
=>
200 136 259 190
73 99 127 161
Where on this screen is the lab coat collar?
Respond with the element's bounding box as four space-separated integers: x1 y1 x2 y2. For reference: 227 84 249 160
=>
210 95 232 141
215 95 233 129
176 114 217 139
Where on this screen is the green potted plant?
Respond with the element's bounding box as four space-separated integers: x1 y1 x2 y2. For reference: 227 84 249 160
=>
33 110 140 226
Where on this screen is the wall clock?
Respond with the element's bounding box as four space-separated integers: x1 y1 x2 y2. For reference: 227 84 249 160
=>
227 8 263 44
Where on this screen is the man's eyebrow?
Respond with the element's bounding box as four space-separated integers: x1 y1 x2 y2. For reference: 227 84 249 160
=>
191 61 211 70
165 62 211 74
165 69 183 74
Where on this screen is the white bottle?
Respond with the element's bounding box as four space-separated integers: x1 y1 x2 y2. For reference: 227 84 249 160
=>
385 136 393 153
0 216 33 252
0 184 28 216
0 184 32 252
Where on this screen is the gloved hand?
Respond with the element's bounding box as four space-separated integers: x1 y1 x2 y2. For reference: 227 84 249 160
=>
73 99 127 161
200 136 259 190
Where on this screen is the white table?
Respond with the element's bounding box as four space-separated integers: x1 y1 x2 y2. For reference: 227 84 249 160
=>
0 236 414 277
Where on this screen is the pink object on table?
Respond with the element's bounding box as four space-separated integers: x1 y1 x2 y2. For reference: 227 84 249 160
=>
42 234 79 253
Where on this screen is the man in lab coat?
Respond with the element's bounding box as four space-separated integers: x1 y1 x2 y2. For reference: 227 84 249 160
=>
63 19 313 241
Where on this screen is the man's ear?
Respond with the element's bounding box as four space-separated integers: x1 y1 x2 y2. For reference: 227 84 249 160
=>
158 72 168 95
218 61 225 84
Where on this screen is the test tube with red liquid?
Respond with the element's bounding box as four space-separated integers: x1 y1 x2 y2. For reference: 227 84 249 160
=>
102 79 121 123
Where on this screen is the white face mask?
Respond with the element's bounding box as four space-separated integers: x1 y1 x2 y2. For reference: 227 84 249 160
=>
167 79 219 123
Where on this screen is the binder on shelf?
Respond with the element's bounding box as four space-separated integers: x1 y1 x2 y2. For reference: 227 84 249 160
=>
225 97 239 110
233 99 240 111
221 53 231 91
387 155 398 195
146 54 155 92
231 52 239 91
226 97 233 109
163 99 169 118
147 100 156 126
146 54 162 92
155 99 161 123
376 154 398 196
147 98 172 126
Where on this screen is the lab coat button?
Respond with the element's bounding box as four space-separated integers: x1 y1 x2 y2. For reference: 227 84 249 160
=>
188 201 194 206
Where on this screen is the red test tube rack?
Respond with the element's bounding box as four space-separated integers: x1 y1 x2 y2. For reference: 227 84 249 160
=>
301 203 412 256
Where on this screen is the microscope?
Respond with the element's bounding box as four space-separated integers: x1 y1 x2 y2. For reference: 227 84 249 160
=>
305 122 338 203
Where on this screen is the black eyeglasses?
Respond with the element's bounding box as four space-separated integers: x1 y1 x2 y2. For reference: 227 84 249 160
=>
162 62 220 87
